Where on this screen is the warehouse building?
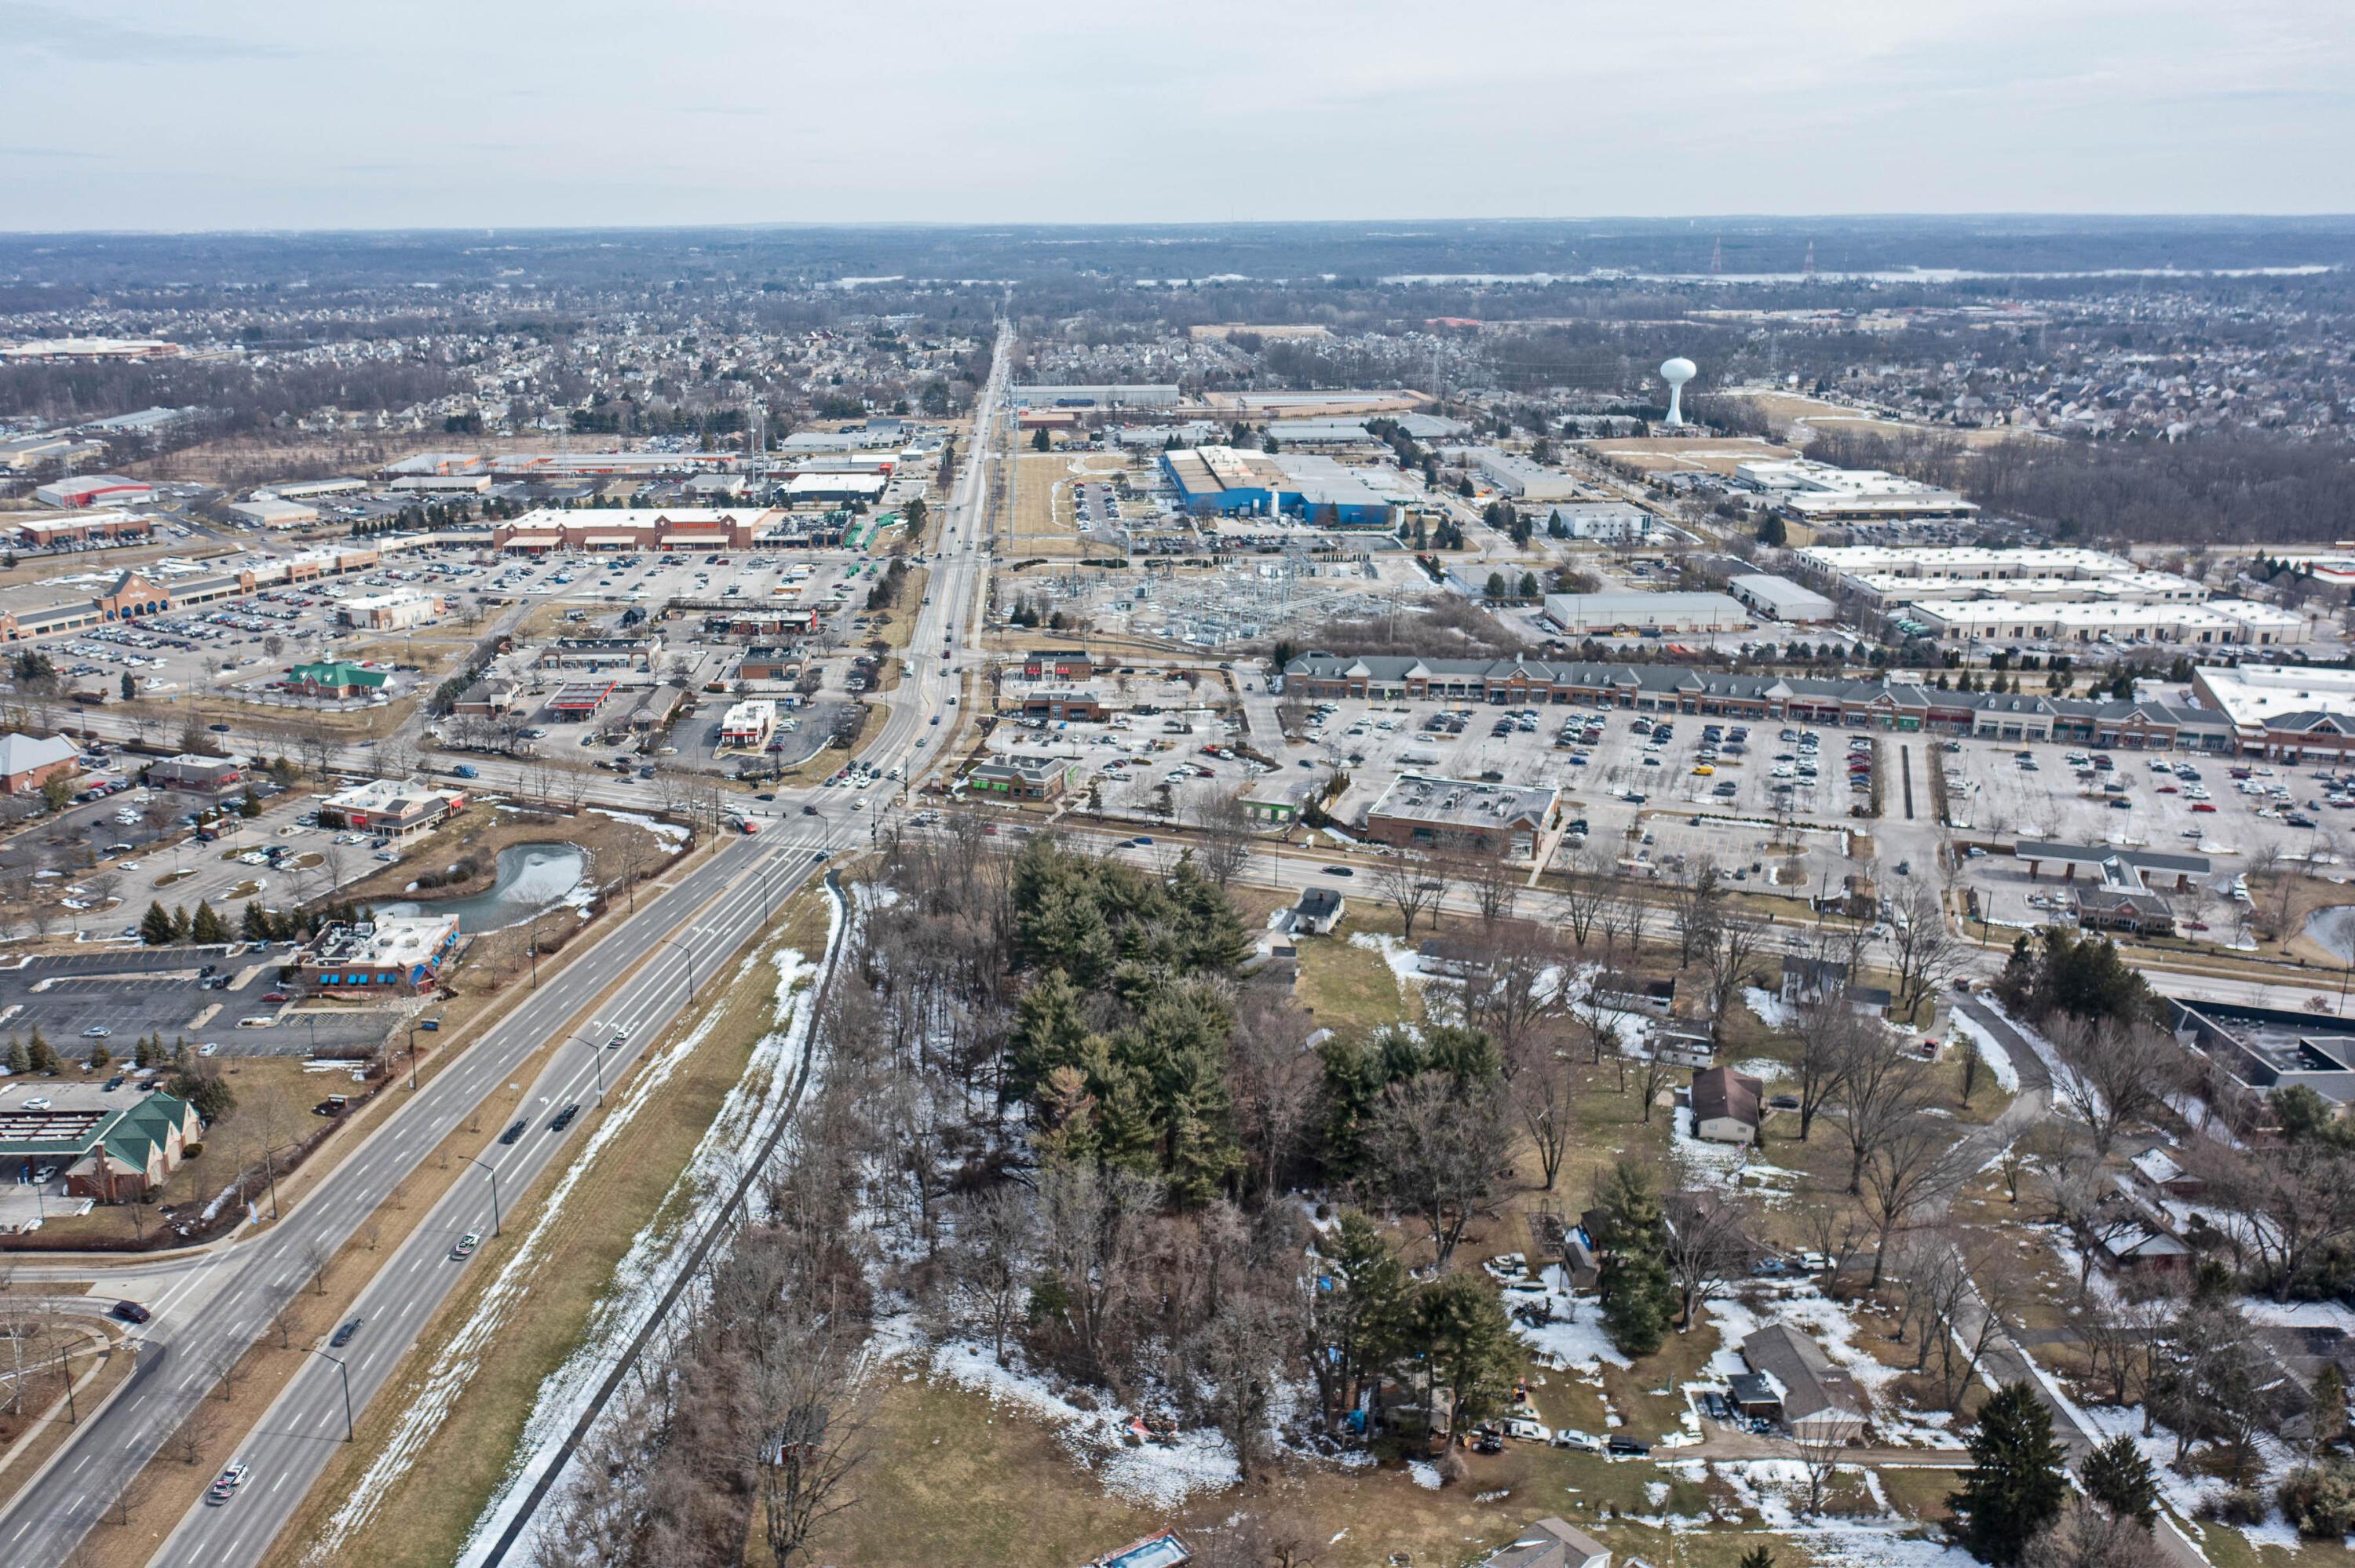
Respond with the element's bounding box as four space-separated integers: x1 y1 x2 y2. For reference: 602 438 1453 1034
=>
1540 592 1752 635
1728 574 1838 624
228 497 322 530
1365 774 1558 861
1009 384 1181 409
1799 545 2135 590
1734 458 1976 522
34 475 152 509
1841 568 2209 611
1904 597 2302 647
1159 446 1393 527
1469 447 1583 502
783 472 889 504
0 434 106 472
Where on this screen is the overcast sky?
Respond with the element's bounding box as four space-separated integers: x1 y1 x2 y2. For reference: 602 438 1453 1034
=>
5 0 2350 232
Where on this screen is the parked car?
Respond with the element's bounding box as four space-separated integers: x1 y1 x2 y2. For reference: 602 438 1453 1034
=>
1606 1435 1652 1458
1550 1428 1602 1453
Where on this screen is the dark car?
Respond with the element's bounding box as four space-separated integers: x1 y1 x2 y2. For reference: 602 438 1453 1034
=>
111 1300 151 1325
1607 1435 1652 1457
498 1119 528 1146
330 1317 363 1348
1324 866 1354 877
550 1103 582 1132
1473 1429 1504 1455
1701 1391 1731 1421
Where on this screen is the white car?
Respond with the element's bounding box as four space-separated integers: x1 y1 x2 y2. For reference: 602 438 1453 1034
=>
1505 1419 1552 1443
1550 1428 1601 1453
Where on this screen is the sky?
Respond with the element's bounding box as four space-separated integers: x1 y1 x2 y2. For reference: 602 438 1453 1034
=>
4 0 2352 232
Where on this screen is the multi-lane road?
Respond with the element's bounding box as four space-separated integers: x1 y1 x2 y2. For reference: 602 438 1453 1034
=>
0 327 1013 1567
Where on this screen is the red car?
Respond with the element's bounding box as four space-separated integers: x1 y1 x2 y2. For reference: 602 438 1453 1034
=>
262 990 289 1003
2191 802 2218 813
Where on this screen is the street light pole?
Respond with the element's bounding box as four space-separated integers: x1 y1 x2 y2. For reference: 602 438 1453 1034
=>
316 1350 353 1441
571 1034 606 1105
661 934 696 1000
465 1155 502 1236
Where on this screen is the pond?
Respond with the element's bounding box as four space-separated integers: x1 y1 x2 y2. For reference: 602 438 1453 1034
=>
373 842 588 932
2305 905 2355 964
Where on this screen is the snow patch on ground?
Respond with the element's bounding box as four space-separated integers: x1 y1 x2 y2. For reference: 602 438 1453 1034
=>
1743 986 1796 1030
1349 930 1430 993
902 1335 1243 1511
1515 1268 1631 1374
422 888 846 1568
1947 1013 2021 1093
589 807 690 847
1407 1460 1443 1490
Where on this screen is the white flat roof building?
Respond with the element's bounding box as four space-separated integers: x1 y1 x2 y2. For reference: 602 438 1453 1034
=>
1735 458 1976 520
1541 592 1752 634
1844 567 2208 609
228 498 321 530
1728 574 1838 624
2193 665 2355 745
1904 596 2302 647
1799 545 2134 583
1470 447 1583 502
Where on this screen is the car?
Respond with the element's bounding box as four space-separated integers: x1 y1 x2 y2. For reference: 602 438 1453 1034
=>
197 1042 218 1056
1473 1428 1505 1455
498 1118 528 1145
550 1103 582 1132
1550 1428 1602 1453
204 1461 250 1505
1701 1391 1732 1421
262 990 288 1003
208 723 232 734
1323 866 1355 877
330 1317 363 1348
451 1231 480 1260
2192 802 2218 813
1505 1418 1551 1443
110 1300 151 1324
1606 1435 1652 1457
78 1025 113 1040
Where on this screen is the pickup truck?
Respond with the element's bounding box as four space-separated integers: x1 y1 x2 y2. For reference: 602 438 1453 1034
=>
450 764 480 779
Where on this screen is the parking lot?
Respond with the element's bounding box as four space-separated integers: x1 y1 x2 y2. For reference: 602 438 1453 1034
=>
977 675 1268 817
0 946 397 1057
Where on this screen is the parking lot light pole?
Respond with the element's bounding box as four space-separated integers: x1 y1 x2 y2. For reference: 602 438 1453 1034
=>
464 1156 502 1237
314 1350 353 1441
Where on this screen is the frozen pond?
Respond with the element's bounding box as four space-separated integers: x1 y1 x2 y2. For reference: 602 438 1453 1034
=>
374 842 587 932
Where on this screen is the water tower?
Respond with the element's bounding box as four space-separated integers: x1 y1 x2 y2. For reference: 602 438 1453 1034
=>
1659 356 1697 426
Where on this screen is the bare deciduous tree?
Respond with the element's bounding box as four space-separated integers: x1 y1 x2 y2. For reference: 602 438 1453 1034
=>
1364 1072 1512 1271
2045 1014 2183 1157
1370 849 1445 943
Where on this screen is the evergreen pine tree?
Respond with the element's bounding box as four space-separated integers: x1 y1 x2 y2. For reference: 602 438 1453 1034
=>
1949 1382 2070 1565
5 1039 26 1076
1738 1548 1776 1568
140 900 176 946
86 1042 110 1070
242 902 272 942
1415 1271 1520 1435
27 1030 58 1075
189 903 226 945
170 905 192 942
2079 1434 2159 1529
1592 1160 1677 1357
2313 1363 2350 1458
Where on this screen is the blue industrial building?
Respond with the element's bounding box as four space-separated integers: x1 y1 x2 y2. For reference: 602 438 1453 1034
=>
1159 445 1394 529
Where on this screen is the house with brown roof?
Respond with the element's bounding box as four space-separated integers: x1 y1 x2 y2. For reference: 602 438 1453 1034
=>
1689 1065 1763 1145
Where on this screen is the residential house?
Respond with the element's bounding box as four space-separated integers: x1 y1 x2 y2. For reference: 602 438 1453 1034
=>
2130 1146 2207 1202
1293 886 1345 935
1737 1322 1870 1442
1689 1066 1763 1145
1479 1517 1610 1568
